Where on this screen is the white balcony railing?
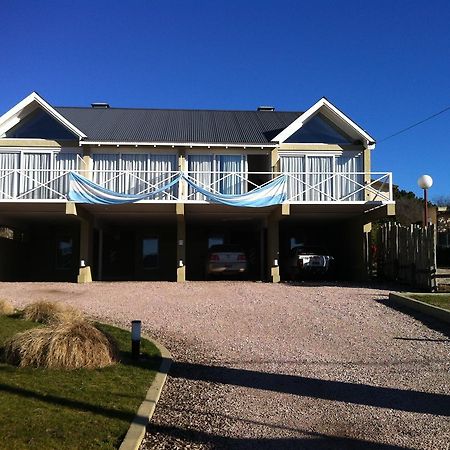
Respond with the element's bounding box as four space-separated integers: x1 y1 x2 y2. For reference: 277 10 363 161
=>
0 169 393 203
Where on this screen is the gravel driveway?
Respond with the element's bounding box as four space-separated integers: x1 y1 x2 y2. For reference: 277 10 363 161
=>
2 281 449 449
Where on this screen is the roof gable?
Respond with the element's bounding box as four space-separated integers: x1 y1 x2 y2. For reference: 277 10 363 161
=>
272 98 375 148
0 92 86 139
284 113 353 144
5 108 78 140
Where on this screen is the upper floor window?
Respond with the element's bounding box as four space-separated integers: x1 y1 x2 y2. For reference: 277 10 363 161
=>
4 108 77 140
285 113 353 144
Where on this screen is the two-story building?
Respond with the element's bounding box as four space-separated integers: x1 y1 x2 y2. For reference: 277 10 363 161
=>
0 93 394 283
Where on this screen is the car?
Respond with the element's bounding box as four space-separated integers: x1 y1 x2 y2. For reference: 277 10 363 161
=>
285 245 334 279
206 244 248 277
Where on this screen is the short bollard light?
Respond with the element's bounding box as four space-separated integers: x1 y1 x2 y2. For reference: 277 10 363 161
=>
131 320 141 359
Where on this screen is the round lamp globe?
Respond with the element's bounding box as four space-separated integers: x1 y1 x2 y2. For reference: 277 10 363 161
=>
417 175 433 190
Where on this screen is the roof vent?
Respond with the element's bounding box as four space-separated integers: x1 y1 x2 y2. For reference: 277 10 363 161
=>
257 106 275 111
91 102 110 109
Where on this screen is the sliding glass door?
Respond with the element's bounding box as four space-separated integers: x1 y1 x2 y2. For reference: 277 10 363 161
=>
187 154 248 200
280 152 363 202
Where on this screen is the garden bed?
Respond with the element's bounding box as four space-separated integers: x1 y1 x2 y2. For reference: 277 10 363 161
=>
0 314 160 449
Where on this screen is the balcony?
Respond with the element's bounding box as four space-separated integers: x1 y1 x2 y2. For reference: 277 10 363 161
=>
0 169 393 204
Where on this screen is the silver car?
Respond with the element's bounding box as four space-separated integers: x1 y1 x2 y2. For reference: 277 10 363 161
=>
286 245 334 279
206 245 247 277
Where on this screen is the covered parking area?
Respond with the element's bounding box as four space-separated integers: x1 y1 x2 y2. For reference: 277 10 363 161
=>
278 203 395 281
0 201 394 283
0 203 81 282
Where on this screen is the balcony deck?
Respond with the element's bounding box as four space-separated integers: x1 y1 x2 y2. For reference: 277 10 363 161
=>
0 170 393 205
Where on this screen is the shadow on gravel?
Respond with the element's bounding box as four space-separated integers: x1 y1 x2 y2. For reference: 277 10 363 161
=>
146 422 410 449
377 298 450 339
169 362 450 416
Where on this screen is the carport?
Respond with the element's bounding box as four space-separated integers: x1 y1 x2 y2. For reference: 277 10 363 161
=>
183 204 271 281
279 202 395 281
0 203 81 282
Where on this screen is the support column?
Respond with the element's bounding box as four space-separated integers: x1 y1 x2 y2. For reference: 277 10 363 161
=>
81 148 93 180
77 219 93 283
176 202 186 282
266 204 290 283
363 147 371 201
178 149 187 201
267 215 280 283
271 148 280 173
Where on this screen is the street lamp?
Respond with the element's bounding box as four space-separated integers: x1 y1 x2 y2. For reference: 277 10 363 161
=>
417 175 433 226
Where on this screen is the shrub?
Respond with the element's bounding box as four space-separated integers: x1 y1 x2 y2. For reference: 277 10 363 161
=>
3 321 118 369
23 301 84 324
0 299 14 316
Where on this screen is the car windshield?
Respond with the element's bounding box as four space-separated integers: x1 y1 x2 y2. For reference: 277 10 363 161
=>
291 246 328 255
209 245 242 253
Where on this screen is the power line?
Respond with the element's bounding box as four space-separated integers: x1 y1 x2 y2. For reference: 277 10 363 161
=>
379 105 450 143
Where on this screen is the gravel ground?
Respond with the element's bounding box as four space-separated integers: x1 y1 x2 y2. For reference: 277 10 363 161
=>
1 281 449 449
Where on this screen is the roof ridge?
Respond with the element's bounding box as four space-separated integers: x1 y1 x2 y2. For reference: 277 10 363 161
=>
55 106 303 114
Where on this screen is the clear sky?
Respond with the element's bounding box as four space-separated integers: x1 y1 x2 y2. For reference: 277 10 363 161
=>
1 0 449 199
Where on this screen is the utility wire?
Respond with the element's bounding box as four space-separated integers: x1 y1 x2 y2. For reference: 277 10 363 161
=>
378 105 450 143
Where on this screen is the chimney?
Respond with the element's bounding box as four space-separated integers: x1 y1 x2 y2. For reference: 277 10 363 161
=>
257 106 275 111
91 102 110 109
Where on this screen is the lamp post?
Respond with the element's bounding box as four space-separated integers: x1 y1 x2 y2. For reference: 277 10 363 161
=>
417 175 433 226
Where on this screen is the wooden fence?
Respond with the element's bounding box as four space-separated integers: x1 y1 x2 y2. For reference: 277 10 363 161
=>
374 223 437 291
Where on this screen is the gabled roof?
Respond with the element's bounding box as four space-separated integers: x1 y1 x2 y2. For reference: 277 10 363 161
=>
55 107 301 145
271 97 376 148
0 92 86 139
0 93 375 147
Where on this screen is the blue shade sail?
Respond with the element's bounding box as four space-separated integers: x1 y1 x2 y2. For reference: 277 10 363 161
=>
68 171 287 207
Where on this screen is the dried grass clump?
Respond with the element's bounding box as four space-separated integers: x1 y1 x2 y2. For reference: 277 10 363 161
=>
23 301 84 324
3 321 118 369
0 299 14 316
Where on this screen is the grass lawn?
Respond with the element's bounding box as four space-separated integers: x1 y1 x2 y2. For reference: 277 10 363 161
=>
409 294 450 311
0 314 161 450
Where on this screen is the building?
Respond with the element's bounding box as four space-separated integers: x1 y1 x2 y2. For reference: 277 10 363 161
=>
0 93 394 283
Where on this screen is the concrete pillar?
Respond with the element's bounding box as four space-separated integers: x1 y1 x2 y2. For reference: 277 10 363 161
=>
77 219 93 283
81 148 93 180
176 203 186 282
267 215 280 283
178 149 187 201
271 148 280 173
363 147 371 201
266 204 289 283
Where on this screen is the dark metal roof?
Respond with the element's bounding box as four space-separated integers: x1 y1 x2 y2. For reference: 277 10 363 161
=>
54 107 302 144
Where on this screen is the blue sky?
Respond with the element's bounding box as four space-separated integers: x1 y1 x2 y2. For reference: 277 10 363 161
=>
1 0 449 199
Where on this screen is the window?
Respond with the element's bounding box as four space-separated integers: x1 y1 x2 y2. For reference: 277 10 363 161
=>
187 154 248 200
56 237 73 269
280 152 363 201
142 238 159 269
285 113 353 144
5 108 76 140
92 153 178 199
208 234 225 248
0 151 80 200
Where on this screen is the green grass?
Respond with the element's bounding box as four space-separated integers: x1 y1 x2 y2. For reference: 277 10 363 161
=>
0 314 161 450
409 294 450 311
